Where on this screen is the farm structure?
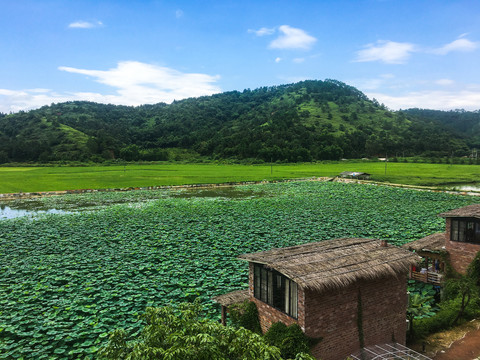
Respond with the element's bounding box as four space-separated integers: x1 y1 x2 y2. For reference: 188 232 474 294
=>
403 203 480 284
338 171 371 180
215 238 419 360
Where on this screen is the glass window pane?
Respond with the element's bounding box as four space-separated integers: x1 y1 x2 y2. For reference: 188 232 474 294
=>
267 271 273 305
254 265 261 299
459 221 466 242
451 220 458 241
284 280 290 314
467 221 475 242
261 268 268 302
290 281 298 318
273 274 284 310
475 221 480 243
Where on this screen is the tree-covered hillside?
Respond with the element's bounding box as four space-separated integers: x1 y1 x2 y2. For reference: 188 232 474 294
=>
403 108 480 149
0 80 473 163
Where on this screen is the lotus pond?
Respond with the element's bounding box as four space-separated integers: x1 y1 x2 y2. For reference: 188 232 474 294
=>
1 181 479 359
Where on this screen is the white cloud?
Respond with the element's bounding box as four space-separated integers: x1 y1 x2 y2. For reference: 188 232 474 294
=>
366 90 480 111
293 57 305 63
432 38 479 55
351 74 396 91
0 61 221 113
435 79 454 86
0 88 72 113
269 25 316 50
275 57 282 63
355 40 416 64
248 27 275 36
68 20 103 29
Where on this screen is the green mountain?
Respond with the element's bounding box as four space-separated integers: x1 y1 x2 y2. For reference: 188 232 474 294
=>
403 108 480 148
0 80 473 163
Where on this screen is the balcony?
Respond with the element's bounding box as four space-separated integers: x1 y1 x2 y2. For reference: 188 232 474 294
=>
411 270 443 286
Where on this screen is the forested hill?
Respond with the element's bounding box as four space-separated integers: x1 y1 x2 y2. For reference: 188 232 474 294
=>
0 79 475 163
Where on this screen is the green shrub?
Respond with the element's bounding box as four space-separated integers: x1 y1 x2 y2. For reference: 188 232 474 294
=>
229 300 262 334
412 296 480 340
264 322 319 359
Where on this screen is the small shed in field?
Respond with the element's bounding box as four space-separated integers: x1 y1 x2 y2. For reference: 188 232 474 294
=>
215 238 419 360
339 171 371 180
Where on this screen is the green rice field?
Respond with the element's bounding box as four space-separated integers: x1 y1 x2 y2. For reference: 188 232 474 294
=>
1 181 480 359
0 161 480 194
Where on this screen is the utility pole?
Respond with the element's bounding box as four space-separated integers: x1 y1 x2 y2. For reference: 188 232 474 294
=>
384 153 388 175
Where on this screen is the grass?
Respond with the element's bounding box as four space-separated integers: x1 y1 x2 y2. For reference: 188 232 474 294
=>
0 161 479 193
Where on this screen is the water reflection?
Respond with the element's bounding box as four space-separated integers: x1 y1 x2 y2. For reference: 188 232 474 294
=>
0 204 68 220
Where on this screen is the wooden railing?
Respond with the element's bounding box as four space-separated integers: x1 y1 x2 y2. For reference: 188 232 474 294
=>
411 271 443 285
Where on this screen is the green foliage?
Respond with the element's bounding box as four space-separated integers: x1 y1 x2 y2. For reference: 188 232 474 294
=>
228 300 262 333
407 280 439 319
264 322 317 359
411 252 480 341
98 300 285 360
412 296 480 340
0 182 479 358
0 80 474 163
467 250 480 290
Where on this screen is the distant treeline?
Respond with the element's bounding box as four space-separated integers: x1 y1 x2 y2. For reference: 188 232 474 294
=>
0 80 478 164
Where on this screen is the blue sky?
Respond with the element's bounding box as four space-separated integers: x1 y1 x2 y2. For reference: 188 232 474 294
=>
1 0 479 113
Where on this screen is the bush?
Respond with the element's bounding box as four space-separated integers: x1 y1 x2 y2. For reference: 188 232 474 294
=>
412 292 480 340
264 322 318 359
229 300 262 333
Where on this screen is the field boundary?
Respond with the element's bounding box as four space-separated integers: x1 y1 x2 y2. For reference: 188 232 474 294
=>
0 177 333 200
0 176 478 201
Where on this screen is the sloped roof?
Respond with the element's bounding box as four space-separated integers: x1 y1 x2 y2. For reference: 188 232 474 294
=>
339 171 371 176
402 233 446 254
238 238 419 292
213 289 249 307
439 204 480 219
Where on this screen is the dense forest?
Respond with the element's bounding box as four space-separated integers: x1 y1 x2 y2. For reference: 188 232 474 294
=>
0 79 478 163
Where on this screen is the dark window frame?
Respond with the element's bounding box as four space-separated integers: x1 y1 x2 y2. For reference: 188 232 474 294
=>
450 217 480 244
253 263 298 319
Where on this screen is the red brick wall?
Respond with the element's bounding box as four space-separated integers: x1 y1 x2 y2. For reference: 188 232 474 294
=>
248 262 408 360
445 218 480 274
304 275 408 360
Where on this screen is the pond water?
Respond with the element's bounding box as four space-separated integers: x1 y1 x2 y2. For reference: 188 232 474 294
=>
0 205 69 220
0 186 266 220
170 186 267 199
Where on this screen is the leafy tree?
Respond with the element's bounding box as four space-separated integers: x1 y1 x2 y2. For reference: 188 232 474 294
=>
407 293 434 340
98 300 315 360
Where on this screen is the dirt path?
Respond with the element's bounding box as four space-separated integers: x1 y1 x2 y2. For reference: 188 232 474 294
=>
411 319 480 359
433 326 480 360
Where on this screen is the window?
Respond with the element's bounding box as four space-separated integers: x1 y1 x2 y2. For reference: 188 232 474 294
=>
253 263 298 318
451 218 480 244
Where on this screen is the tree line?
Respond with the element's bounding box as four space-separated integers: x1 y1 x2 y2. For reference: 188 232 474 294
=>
0 80 476 163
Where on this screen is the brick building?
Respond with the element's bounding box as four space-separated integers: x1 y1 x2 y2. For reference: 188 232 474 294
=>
215 238 418 360
403 203 480 280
